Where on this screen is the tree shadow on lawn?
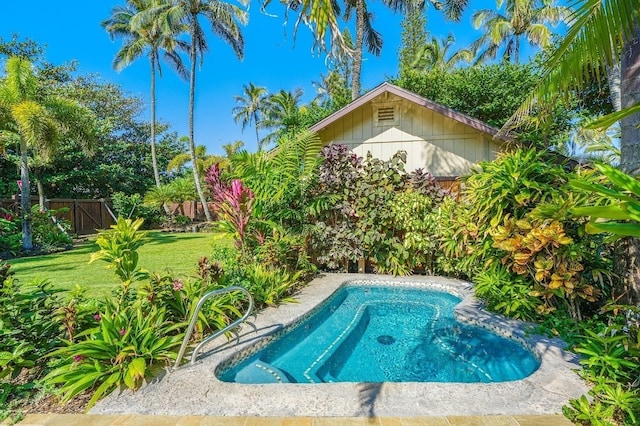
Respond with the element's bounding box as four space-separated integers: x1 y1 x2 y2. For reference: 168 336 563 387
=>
144 232 208 246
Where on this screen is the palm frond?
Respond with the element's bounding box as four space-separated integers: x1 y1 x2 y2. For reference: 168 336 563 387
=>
501 0 640 134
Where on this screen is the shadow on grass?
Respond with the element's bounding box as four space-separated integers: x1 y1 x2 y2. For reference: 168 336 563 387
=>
13 263 80 274
144 232 209 246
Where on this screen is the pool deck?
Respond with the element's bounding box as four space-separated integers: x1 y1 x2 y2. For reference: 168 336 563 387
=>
89 274 589 418
13 414 575 425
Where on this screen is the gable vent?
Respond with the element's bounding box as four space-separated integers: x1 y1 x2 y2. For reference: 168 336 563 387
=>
377 106 395 122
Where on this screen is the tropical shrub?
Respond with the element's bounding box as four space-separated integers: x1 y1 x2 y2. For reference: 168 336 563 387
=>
0 207 72 258
390 190 440 273
205 164 256 258
44 300 184 410
31 206 73 251
89 217 149 306
563 303 640 426
433 148 612 320
0 265 63 380
138 258 241 338
111 192 162 228
0 209 21 258
242 264 304 307
474 263 542 321
309 145 447 275
230 130 323 232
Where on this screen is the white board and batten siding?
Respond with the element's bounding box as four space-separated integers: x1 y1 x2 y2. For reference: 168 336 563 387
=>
313 86 504 178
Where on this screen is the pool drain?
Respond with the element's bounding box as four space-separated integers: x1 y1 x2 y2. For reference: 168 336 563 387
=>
377 335 395 345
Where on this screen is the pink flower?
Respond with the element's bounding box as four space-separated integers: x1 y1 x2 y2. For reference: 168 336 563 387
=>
94 314 101 321
73 355 84 363
119 329 126 336
172 279 184 291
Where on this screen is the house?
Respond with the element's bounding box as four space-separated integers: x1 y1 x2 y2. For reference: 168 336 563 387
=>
309 82 508 187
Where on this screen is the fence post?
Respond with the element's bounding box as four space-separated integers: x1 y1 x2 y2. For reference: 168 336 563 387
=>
99 198 106 230
73 199 80 235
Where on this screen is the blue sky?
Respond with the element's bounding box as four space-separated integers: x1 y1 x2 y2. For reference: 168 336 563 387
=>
4 1 537 155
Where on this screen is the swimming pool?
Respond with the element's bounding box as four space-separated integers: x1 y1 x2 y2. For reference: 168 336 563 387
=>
217 284 539 384
92 274 589 417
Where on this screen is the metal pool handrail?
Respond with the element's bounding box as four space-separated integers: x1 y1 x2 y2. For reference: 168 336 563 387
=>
173 286 254 370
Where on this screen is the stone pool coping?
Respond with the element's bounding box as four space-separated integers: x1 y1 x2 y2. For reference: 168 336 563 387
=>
91 274 589 417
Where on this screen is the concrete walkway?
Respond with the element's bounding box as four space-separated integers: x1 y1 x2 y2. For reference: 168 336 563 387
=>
13 414 574 425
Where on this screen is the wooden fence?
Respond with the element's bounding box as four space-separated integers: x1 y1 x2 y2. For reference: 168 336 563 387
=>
436 177 461 195
0 197 116 235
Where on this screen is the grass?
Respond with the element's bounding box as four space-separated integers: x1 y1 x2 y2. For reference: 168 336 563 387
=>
7 231 231 298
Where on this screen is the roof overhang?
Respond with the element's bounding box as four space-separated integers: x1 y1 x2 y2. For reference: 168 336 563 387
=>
309 82 507 141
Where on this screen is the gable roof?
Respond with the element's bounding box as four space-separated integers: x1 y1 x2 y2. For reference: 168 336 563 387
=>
309 82 504 139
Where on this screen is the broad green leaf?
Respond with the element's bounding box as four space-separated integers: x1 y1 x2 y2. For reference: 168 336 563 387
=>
571 205 630 220
595 163 640 196
585 222 640 238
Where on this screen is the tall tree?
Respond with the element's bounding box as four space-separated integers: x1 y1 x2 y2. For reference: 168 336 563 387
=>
232 83 268 150
166 0 248 221
0 57 95 250
398 9 429 74
314 29 354 109
502 0 640 301
261 88 304 144
102 0 188 192
347 0 469 100
167 142 220 174
471 0 569 64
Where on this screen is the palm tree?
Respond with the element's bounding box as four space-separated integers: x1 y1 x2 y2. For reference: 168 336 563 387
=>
0 57 95 250
344 0 470 100
167 143 219 174
471 0 569 64
165 0 249 222
232 83 268 150
102 0 188 193
413 33 474 71
261 88 304 144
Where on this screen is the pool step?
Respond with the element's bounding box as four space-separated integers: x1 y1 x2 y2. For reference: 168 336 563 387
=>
233 361 296 384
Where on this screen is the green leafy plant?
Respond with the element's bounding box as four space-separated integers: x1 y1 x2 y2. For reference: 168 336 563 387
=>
563 395 616 426
0 264 63 378
242 263 302 307
30 206 73 251
390 190 440 273
0 209 21 258
44 301 184 410
90 217 149 306
575 329 638 381
112 192 162 228
571 163 640 238
474 263 542 321
564 303 640 425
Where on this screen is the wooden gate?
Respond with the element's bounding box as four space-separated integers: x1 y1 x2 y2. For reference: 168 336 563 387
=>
0 198 115 235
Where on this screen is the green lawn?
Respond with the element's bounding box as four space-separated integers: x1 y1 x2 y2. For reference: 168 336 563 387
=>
8 231 230 298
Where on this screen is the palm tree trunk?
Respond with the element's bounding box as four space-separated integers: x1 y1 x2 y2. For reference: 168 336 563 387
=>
19 142 33 251
150 54 172 217
618 33 640 304
36 176 45 212
254 113 261 151
188 27 213 222
150 54 161 189
351 0 365 101
607 62 622 112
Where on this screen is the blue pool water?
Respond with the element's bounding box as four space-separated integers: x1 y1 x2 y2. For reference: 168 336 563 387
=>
217 285 540 384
